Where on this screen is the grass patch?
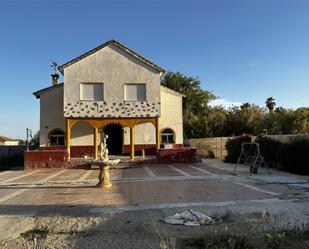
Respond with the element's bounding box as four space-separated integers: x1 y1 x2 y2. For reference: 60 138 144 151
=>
21 228 49 240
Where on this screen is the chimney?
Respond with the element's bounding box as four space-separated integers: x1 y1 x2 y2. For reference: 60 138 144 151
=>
51 73 59 86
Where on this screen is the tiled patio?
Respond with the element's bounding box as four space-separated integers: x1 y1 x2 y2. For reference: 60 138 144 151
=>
0 160 306 216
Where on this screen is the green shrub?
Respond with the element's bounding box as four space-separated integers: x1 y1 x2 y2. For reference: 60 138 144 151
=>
255 135 282 168
225 135 252 163
277 138 309 175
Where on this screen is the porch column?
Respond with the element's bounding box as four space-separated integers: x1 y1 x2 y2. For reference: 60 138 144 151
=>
66 118 71 159
130 126 135 160
155 117 160 150
94 127 98 160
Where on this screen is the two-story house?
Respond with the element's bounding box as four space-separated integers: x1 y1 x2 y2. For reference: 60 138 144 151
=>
33 40 184 161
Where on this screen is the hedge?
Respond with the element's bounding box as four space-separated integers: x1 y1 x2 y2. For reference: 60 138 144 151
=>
224 134 252 163
277 138 309 175
225 135 309 175
255 135 282 168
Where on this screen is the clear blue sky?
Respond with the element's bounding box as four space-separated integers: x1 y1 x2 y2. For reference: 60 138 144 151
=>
1 0 309 139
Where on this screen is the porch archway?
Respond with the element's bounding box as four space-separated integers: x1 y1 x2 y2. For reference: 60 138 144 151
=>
103 124 123 155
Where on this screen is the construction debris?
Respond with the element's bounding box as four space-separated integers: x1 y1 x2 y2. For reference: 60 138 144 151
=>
162 209 215 226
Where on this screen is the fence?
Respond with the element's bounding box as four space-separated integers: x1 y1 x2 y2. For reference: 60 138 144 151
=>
0 145 26 157
0 145 26 169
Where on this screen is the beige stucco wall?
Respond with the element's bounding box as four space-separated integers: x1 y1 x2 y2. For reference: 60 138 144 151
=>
39 86 94 146
39 85 183 147
159 87 183 144
63 44 161 118
38 43 182 147
71 121 93 146
123 87 183 145
39 86 65 146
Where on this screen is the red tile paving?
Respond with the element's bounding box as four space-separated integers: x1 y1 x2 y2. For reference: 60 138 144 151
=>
51 169 85 181
150 165 182 177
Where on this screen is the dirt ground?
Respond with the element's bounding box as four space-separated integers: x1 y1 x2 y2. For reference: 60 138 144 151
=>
0 205 309 249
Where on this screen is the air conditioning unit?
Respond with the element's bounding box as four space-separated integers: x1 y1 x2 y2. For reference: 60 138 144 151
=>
163 144 173 149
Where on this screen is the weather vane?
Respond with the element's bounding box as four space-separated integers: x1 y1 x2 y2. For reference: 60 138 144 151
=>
50 59 58 73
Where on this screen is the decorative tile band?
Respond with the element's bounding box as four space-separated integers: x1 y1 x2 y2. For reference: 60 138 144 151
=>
64 101 161 118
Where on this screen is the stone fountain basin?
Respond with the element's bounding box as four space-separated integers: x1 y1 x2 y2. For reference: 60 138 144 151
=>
89 159 120 167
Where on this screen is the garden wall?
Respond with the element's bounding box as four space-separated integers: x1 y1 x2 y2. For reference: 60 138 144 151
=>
187 137 231 159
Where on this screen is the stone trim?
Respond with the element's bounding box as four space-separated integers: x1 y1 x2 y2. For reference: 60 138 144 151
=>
64 100 160 118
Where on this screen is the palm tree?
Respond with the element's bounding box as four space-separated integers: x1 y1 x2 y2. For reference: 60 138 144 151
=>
265 97 276 112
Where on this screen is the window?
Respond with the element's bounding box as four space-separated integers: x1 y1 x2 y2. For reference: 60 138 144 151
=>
161 128 175 144
124 84 146 101
49 130 65 146
80 83 104 101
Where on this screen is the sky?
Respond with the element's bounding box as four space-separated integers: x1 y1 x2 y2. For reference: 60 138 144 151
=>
0 0 309 139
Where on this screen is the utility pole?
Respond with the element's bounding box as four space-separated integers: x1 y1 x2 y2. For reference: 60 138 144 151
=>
26 128 29 151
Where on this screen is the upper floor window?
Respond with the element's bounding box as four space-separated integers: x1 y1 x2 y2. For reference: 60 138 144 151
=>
80 83 104 101
124 84 146 101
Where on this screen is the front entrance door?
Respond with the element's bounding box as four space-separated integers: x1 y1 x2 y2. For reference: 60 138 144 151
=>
103 124 123 155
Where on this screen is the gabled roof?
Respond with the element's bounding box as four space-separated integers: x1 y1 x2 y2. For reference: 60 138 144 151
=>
0 135 18 142
58 39 165 74
33 83 63 99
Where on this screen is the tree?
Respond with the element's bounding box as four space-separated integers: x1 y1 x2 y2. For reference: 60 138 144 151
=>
29 131 40 149
265 97 276 112
161 71 215 138
223 104 264 136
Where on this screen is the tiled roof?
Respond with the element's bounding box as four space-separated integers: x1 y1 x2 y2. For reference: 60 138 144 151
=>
33 83 63 99
0 136 17 142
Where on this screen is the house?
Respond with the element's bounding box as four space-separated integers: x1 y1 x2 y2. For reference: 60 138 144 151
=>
0 136 19 146
32 40 185 162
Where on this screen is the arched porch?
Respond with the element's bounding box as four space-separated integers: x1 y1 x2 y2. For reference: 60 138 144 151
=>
66 117 160 160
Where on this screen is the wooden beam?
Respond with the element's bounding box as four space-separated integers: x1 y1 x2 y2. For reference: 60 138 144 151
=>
130 126 134 160
94 127 99 160
156 117 160 150
66 118 71 158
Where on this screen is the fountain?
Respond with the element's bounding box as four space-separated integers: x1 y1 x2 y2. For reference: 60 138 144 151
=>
90 134 120 188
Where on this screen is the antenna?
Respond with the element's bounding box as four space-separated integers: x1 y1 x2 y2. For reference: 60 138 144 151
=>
50 59 58 73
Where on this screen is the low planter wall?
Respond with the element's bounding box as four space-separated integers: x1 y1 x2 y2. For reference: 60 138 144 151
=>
157 147 196 163
40 146 94 158
24 150 69 169
123 144 157 156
